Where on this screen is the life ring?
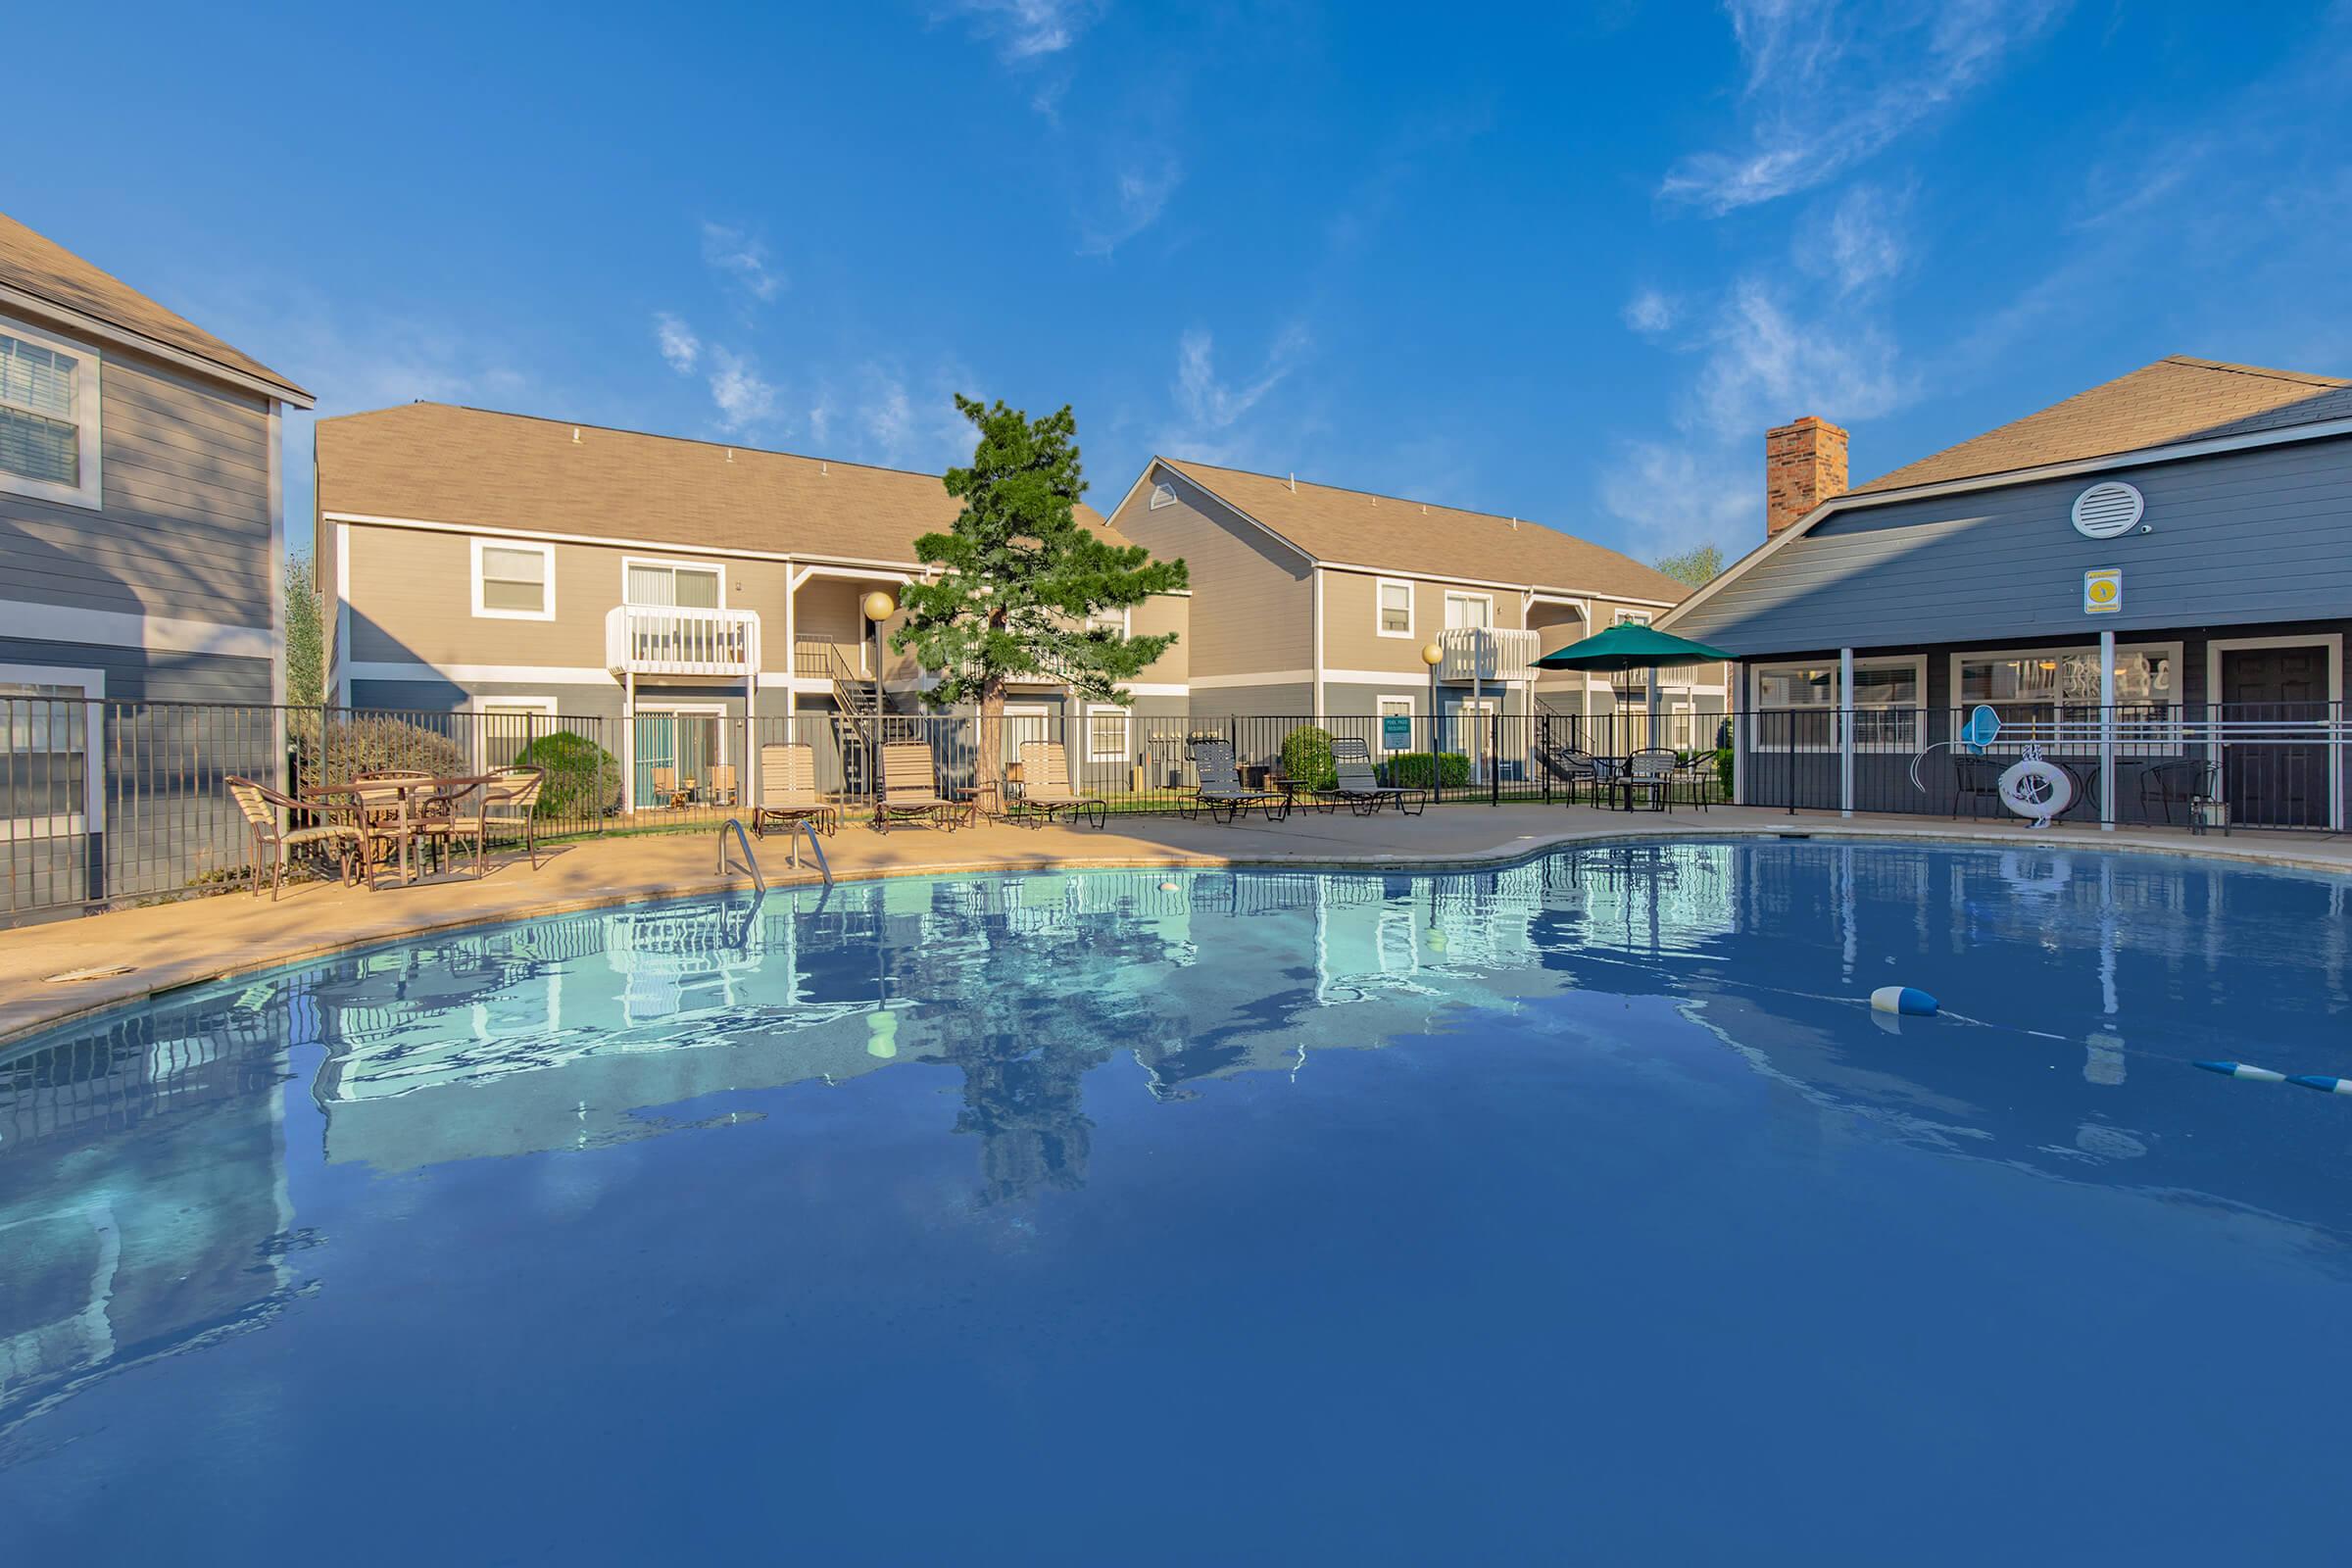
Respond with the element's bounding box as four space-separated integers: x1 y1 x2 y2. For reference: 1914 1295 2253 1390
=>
1998 754 2073 827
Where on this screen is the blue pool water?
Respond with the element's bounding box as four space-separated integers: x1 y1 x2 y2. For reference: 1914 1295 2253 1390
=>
4 840 2350 1564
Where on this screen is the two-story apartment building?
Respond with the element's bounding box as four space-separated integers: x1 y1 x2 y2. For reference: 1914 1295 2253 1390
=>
317 402 1189 807
1102 457 1718 744
1662 357 2352 829
1 211 313 912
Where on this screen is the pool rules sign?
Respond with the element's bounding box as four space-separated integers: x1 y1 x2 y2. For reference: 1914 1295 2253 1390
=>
2083 567 2122 614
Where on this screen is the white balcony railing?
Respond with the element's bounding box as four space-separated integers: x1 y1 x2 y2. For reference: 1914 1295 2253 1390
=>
1438 626 1539 683
604 605 760 677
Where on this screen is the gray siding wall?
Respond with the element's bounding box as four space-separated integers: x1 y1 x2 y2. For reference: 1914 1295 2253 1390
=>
1676 434 2352 656
0 636 270 704
1108 465 1311 680
0 327 274 630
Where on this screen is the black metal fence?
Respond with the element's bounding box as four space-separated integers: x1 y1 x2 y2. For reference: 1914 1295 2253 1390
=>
1741 703 2347 832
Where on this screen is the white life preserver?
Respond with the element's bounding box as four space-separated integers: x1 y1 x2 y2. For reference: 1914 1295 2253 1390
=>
1997 754 2073 827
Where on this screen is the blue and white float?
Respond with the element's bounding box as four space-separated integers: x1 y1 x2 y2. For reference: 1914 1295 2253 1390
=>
1870 985 1938 1017
2287 1074 2352 1096
2193 1060 2286 1083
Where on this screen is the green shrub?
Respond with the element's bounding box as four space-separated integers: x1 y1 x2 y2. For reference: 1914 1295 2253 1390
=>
514 730 621 822
1280 725 1337 791
1378 752 1471 790
1715 746 1734 801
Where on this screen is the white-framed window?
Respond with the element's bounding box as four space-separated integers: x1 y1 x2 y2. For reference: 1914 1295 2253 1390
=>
1949 643 2182 754
1613 609 1654 627
0 316 103 510
622 556 723 609
1086 704 1131 762
1376 578 1414 638
1377 695 1415 754
1444 591 1494 631
471 537 556 619
1085 606 1131 636
473 695 559 768
2 664 104 834
1149 482 1177 510
1747 656 1925 751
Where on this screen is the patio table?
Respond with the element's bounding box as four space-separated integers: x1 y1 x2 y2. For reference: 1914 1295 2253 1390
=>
308 774 495 885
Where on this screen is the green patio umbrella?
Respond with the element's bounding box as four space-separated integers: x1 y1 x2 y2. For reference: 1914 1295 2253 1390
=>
1531 621 1733 672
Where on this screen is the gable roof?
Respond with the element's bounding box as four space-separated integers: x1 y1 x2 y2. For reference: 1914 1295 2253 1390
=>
317 402 1117 562
0 211 311 404
1153 457 1689 605
1854 356 2352 494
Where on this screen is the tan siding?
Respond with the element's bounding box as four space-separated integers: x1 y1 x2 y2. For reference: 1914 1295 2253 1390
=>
1110 465 1309 679
1129 593 1188 683
1320 569 1534 674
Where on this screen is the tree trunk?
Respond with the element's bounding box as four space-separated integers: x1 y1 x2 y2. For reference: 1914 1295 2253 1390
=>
976 676 1006 803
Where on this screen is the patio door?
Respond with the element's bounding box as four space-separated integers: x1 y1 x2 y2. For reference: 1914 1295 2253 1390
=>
1446 696 1497 784
2221 647 2328 827
634 707 727 809
1001 703 1051 768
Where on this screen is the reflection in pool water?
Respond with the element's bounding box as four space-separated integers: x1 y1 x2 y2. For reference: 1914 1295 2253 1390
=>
3 842 2350 1563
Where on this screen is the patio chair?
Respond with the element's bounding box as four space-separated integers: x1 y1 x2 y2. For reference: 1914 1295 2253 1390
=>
414 775 489 877
751 744 840 839
1536 742 1604 804
225 776 362 900
1014 742 1108 829
2139 759 2217 828
349 769 435 884
443 765 548 872
1181 739 1290 824
876 742 961 832
1951 753 2005 819
1623 748 1677 811
1671 751 1715 812
708 763 739 808
1319 736 1428 816
652 766 694 808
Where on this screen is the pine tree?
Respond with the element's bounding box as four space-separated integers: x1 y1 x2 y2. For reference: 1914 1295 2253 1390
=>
895 397 1188 793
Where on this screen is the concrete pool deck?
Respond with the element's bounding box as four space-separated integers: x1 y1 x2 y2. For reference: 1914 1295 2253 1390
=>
5 803 2348 1045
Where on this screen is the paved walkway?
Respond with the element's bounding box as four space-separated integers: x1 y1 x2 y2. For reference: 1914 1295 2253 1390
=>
5 804 2346 1045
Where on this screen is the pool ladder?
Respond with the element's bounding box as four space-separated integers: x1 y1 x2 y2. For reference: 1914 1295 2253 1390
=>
718 816 831 888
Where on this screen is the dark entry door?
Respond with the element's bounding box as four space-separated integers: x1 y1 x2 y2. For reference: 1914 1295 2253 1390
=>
2220 647 2329 827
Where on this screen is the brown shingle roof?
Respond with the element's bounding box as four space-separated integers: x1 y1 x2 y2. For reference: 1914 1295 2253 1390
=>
0 211 311 403
317 402 1118 560
1156 458 1690 604
1854 356 2352 495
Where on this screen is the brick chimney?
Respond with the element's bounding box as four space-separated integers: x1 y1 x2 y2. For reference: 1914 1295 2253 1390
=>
1765 416 1848 536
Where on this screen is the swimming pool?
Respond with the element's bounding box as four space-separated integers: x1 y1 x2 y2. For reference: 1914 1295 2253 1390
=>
3 840 2348 1563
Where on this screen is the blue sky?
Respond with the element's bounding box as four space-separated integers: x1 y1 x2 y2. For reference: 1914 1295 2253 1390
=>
12 1 2348 563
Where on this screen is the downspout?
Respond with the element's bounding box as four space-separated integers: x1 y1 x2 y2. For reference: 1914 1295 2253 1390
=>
1310 565 1325 720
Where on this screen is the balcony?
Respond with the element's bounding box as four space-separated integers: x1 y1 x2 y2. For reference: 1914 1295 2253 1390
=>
605 605 760 677
1438 626 1539 683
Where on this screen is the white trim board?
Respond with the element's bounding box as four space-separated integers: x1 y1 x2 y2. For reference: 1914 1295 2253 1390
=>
2 598 270 660
0 282 313 408
324 510 929 575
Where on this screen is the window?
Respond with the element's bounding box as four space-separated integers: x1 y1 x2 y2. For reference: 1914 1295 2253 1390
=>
1149 482 1177 510
1377 696 1415 754
0 318 102 509
1376 579 1414 638
1951 645 2180 752
1749 658 1925 750
1613 609 1654 627
1085 607 1130 636
476 698 558 768
623 559 722 609
471 538 556 619
2 667 102 833
1086 704 1131 762
1444 592 1494 631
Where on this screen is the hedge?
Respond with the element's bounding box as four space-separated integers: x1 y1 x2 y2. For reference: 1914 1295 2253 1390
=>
514 730 621 822
1280 725 1338 791
1378 752 1471 790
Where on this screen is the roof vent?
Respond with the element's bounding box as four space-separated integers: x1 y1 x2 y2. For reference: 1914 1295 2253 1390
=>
2072 480 2144 539
1149 482 1176 510
570 426 582 444
1288 472 1297 493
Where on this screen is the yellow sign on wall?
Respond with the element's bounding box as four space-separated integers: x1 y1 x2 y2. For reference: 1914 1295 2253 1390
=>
2083 567 2122 614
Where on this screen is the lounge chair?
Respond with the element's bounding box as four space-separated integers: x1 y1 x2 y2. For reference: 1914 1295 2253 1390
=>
1318 736 1428 816
751 744 841 839
1181 739 1289 824
226 776 363 900
1014 742 1108 829
876 742 961 832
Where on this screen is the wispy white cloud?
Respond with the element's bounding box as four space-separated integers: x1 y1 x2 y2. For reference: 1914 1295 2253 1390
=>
707 348 779 431
1146 323 1318 468
654 312 702 373
1623 287 1677 335
1661 0 2065 213
1816 184 1907 293
700 221 785 303
943 0 1103 61
1079 154 1184 257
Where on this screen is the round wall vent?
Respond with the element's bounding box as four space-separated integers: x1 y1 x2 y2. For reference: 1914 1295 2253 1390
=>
2072 481 2144 539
